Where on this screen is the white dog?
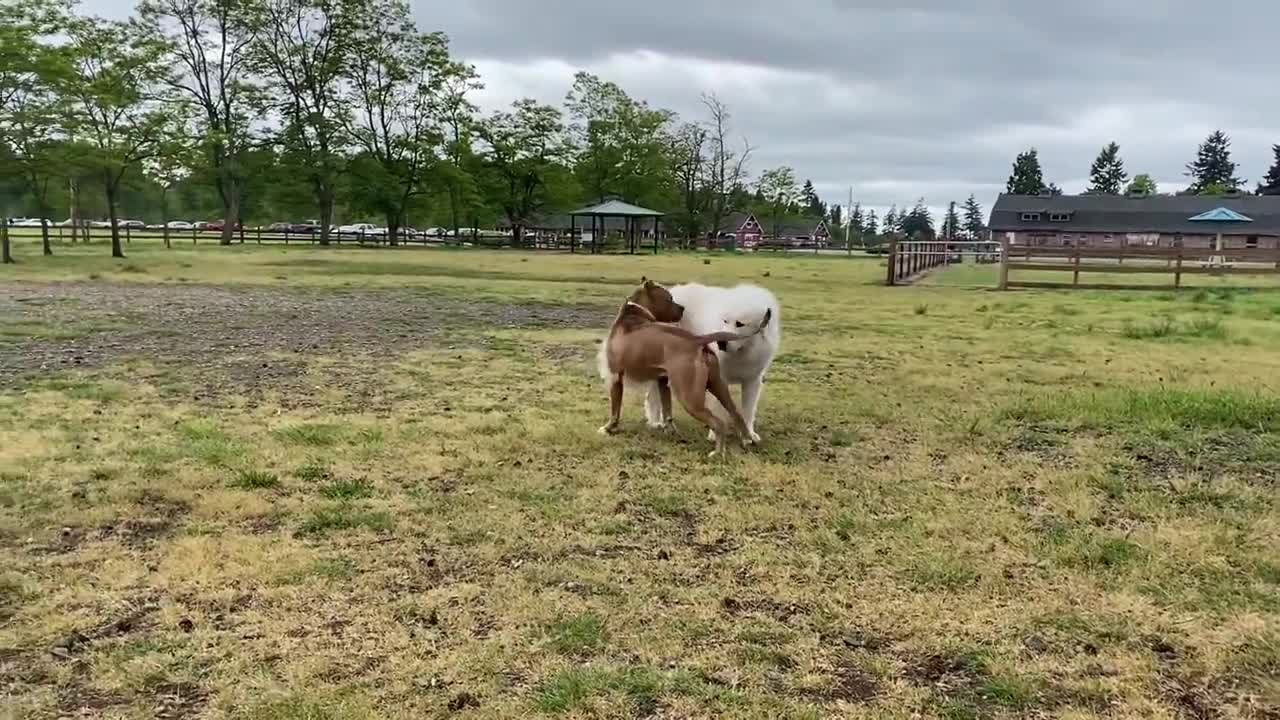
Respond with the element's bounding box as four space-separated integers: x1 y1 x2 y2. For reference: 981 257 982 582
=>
643 283 781 443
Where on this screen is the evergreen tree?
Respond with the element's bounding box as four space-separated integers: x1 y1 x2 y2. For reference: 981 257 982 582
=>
849 202 863 237
883 205 897 235
962 194 984 240
943 201 960 240
800 178 822 216
828 203 842 228
1087 142 1127 194
1005 147 1047 195
1185 130 1244 193
864 209 878 238
900 199 934 239
1126 173 1158 196
1047 182 1063 196
1257 144 1280 195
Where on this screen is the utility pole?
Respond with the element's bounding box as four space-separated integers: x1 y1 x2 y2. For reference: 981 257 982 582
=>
846 185 853 256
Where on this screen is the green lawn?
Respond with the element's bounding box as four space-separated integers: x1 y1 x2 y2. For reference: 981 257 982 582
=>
2 242 1278 719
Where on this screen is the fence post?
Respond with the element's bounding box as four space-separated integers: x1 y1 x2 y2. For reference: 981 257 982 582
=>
1072 243 1081 287
886 238 898 286
1174 247 1183 288
1 220 12 264
998 233 1010 290
256 226 262 244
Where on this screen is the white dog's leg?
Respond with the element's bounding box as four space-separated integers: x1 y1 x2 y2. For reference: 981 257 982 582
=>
740 377 764 443
643 382 667 428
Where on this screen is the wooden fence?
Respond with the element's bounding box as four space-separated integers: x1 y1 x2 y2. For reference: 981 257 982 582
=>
998 239 1280 290
886 239 954 285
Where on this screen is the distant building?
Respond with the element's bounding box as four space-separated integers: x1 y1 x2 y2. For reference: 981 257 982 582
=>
711 212 764 247
989 193 1280 249
762 216 831 247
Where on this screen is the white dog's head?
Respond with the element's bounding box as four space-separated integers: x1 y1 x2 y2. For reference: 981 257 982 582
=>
716 307 772 353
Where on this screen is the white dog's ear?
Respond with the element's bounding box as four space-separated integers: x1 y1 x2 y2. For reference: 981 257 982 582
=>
760 308 773 327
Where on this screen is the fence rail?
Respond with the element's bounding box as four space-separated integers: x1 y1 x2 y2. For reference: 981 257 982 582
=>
886 240 999 285
998 238 1280 290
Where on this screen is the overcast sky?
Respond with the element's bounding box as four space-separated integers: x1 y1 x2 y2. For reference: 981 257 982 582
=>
84 0 1279 217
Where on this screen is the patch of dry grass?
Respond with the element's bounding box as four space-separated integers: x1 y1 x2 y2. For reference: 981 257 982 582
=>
1 246 1278 718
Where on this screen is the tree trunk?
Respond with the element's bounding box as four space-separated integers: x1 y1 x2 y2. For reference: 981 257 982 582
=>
220 187 239 246
385 212 399 247
41 222 51 256
68 178 79 243
513 223 524 247
1 221 12 263
105 175 124 258
161 188 171 249
449 185 460 240
318 190 333 246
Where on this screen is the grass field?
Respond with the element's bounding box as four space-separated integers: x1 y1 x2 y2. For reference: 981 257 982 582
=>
2 242 1279 719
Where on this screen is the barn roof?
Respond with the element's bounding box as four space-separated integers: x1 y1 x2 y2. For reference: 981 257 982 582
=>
990 193 1280 234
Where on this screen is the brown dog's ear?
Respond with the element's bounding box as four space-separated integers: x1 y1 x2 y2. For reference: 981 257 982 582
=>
641 276 653 288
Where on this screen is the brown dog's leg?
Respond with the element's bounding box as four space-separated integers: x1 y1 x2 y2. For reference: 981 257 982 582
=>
598 376 624 435
707 373 752 449
657 377 674 428
672 367 728 456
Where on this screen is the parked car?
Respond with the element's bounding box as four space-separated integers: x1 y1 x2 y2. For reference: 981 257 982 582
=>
119 220 145 230
206 220 242 232
166 220 194 230
266 222 291 233
337 223 380 235
11 218 49 227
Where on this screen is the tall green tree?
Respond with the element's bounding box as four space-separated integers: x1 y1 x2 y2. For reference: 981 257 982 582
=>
962 194 984 240
882 205 897 236
250 0 356 245
59 13 174 258
1005 147 1047 195
0 0 72 256
901 199 934 239
565 72 674 208
828 203 842 229
477 99 574 245
848 202 863 242
343 0 459 245
669 119 708 240
942 201 960 241
1126 173 1158 196
801 179 823 216
1185 130 1244 194
436 54 481 237
863 209 877 239
138 0 259 245
755 166 797 241
1087 142 1127 194
1256 144 1280 196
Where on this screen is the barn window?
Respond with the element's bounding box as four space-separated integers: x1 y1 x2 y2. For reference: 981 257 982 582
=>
1049 212 1071 222
1247 235 1259 248
1103 234 1114 244
1021 212 1041 222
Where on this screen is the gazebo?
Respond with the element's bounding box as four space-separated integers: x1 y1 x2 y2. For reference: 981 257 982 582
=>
569 199 664 255
1188 206 1253 267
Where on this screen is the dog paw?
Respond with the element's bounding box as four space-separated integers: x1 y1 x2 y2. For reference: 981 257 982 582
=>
748 430 761 444
706 429 718 442
598 423 618 436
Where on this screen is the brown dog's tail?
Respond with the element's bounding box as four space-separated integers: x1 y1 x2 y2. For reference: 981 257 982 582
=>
691 308 772 346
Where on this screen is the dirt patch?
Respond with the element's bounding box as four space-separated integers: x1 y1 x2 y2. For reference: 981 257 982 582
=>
150 681 210 720
0 281 609 399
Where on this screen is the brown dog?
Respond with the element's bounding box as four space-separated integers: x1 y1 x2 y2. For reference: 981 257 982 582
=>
597 279 771 455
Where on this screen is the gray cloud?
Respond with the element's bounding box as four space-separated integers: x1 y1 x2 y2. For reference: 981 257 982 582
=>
81 0 1280 215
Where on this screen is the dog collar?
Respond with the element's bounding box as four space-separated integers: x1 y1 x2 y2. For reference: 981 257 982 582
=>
626 301 657 321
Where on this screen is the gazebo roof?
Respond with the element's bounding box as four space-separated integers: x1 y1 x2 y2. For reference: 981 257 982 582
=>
1188 207 1254 223
569 199 664 217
